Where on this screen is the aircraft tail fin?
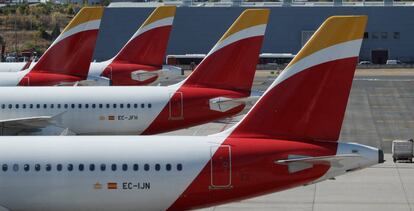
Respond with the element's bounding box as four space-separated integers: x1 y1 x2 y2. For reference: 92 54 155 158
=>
30 7 104 79
180 9 269 95
111 6 176 67
228 16 367 141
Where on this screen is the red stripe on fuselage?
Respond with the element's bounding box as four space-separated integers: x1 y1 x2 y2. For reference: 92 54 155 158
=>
30 30 99 79
142 87 247 135
167 138 337 210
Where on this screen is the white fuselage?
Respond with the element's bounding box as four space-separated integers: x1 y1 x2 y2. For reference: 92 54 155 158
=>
0 136 223 211
0 85 180 135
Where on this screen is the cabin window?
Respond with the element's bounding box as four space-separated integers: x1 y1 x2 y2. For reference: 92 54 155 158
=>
50 104 54 109
8 104 12 109
35 164 41 171
85 104 89 109
144 164 150 171
166 164 172 171
22 104 26 109
120 104 124 109
57 164 63 171
99 104 103 109
36 104 40 109
106 104 110 109
57 104 61 109
177 164 183 171
133 164 139 171
100 164 106 171
111 164 117 171
2 164 7 171
79 164 84 171
148 104 152 108
113 104 117 109
1 104 4 109
68 164 73 171
15 104 19 109
12 164 18 172
141 104 145 108
122 164 128 171
46 164 52 171
89 164 95 171
78 104 82 109
127 104 131 108
71 104 75 109
155 164 161 171
24 164 30 171
43 104 47 109
92 104 96 109
134 104 138 108
29 104 33 109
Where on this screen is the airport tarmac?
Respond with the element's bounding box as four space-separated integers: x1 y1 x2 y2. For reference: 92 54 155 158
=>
163 69 414 211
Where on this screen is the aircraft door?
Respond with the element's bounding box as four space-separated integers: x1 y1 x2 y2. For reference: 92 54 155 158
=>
210 145 232 189
169 92 183 120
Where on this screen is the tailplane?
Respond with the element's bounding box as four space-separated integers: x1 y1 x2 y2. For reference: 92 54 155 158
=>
180 9 269 95
228 16 368 141
111 6 176 67
30 7 104 79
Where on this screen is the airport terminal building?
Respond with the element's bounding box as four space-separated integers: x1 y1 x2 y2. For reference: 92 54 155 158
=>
93 1 414 64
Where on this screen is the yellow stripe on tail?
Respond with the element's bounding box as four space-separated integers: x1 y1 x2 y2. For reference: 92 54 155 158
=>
63 7 104 33
141 6 176 28
287 16 367 68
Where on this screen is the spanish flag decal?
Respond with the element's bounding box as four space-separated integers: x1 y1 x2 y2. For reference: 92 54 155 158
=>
107 182 118 189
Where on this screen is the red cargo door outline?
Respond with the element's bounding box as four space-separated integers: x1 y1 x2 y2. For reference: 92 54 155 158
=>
210 145 232 189
169 92 183 120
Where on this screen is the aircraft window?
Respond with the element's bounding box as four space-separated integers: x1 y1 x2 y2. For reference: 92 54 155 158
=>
166 164 172 171
68 164 73 171
8 104 11 109
92 104 96 109
134 104 138 108
43 104 47 109
29 104 33 109
46 164 52 171
15 104 19 109
64 104 68 109
148 104 152 108
133 164 139 171
113 104 117 109
155 164 161 171
2 164 7 171
89 164 95 171
111 164 117 171
35 164 41 171
144 164 150 171
177 164 183 171
57 164 63 171
122 164 128 171
127 104 131 108
1 104 4 109
120 104 124 109
106 104 110 109
100 164 106 171
78 104 82 109
24 164 30 172
99 104 103 109
85 104 89 109
50 104 54 109
71 104 75 109
141 104 145 108
57 104 61 109
13 164 18 172
22 104 26 109
36 104 40 109
79 164 84 171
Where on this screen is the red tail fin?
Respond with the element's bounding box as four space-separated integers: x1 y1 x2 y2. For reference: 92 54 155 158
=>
111 6 176 67
181 9 269 95
229 16 368 141
30 7 104 79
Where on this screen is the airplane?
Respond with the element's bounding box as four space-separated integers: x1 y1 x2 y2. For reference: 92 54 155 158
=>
0 6 178 86
0 15 384 211
0 7 104 86
0 9 269 135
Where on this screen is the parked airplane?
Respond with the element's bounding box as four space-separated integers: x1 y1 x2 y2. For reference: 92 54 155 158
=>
0 9 269 135
0 6 178 86
0 15 384 211
0 7 104 86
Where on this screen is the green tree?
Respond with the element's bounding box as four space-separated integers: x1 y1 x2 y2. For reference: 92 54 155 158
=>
51 23 61 40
